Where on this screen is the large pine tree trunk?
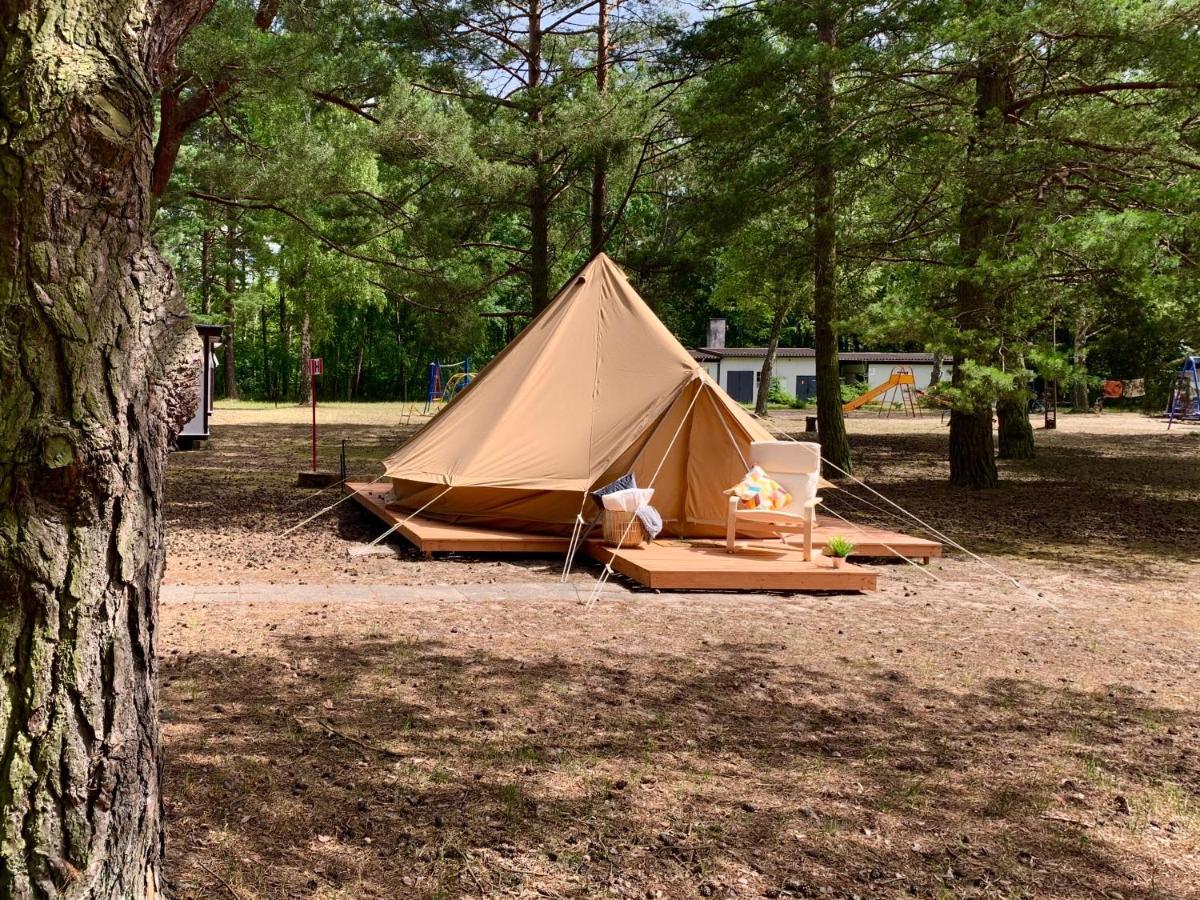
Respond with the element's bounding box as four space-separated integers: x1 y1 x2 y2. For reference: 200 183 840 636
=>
996 393 1035 459
0 1 212 896
812 8 852 477
948 61 1008 488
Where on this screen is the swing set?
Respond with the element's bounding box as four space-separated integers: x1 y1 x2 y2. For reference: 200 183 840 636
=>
424 358 475 413
1166 356 1200 428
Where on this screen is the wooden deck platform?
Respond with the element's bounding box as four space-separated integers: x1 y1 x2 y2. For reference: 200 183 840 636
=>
587 539 877 591
345 482 947 592
347 482 939 560
809 519 941 562
347 482 572 554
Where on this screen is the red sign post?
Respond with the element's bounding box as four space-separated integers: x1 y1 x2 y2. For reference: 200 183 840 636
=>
309 358 323 471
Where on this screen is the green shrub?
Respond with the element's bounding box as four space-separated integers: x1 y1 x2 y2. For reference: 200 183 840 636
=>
840 382 864 404
767 377 797 408
825 535 855 558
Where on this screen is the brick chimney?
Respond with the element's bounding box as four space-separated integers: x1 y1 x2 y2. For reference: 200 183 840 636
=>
707 318 727 349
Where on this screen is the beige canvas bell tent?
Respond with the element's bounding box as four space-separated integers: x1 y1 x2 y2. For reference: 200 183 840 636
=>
384 253 774 536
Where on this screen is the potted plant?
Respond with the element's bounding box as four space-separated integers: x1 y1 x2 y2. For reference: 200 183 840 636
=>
824 536 855 568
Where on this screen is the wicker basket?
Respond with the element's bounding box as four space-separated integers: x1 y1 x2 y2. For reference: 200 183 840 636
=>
602 509 647 547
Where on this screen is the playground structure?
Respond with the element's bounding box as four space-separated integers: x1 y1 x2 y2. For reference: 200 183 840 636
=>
842 366 920 416
1166 356 1200 428
423 358 475 413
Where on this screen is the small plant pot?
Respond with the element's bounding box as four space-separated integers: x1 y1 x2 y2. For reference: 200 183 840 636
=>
830 555 846 568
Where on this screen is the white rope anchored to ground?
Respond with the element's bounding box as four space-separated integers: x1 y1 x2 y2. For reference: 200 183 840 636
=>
586 377 705 607
277 471 390 538
283 476 350 511
368 485 454 547
816 502 942 582
757 414 1061 608
560 511 590 582
818 454 1026 588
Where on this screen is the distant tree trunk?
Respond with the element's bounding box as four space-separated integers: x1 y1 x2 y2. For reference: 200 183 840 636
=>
222 220 239 399
997 351 1034 458
261 304 272 399
948 60 1008 489
0 1 213 896
200 227 214 314
813 7 852 477
278 285 290 399
996 393 1034 459
755 299 789 416
300 309 313 406
929 352 942 388
1071 315 1090 411
351 343 365 399
589 0 610 257
528 0 552 313
395 302 405 398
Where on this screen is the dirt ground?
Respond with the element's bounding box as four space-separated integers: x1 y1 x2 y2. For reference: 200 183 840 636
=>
161 404 1199 899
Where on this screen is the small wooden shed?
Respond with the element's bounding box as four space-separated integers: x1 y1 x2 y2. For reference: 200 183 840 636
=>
179 323 223 446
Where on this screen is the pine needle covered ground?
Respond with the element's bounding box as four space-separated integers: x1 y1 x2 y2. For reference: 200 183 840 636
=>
161 408 1199 898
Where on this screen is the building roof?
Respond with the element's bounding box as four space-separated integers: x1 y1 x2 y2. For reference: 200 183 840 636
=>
691 347 951 364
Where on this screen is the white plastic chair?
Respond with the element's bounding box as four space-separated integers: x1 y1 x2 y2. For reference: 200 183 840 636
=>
725 441 823 560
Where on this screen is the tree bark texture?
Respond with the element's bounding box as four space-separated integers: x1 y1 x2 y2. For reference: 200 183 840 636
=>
996 393 1035 459
812 9 851 477
0 0 213 896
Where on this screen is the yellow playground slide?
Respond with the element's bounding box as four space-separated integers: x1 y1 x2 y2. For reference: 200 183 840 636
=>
842 368 917 413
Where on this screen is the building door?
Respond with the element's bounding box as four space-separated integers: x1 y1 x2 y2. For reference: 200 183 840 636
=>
727 371 754 403
795 375 817 401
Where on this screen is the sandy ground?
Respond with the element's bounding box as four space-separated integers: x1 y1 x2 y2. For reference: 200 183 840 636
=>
160 407 1200 898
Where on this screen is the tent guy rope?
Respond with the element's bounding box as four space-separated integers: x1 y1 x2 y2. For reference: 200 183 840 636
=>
586 375 706 606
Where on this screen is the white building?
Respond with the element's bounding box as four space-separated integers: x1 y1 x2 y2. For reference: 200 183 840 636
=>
692 345 952 405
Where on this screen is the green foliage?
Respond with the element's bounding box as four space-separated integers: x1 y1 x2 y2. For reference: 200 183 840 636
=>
825 536 855 558
840 382 863 405
154 0 1200 435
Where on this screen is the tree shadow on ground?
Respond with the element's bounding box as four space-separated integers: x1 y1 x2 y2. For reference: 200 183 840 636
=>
167 422 1200 581
163 631 1198 899
818 429 1200 561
